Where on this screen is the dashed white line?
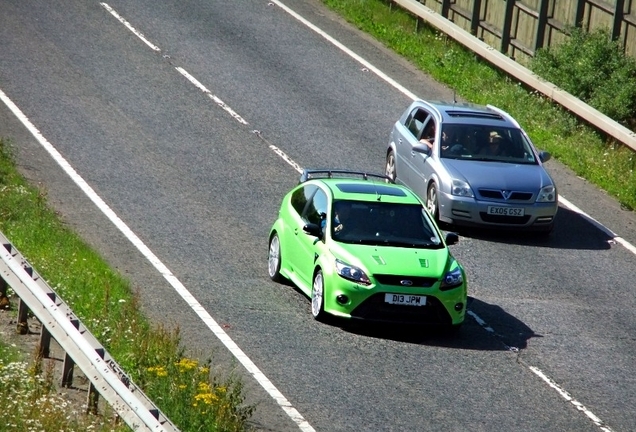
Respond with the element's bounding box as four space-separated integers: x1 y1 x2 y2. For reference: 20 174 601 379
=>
529 366 614 432
175 67 249 125
100 3 160 52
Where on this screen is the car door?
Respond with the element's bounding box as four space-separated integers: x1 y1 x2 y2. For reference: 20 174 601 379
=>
410 114 439 201
295 187 328 290
284 185 317 289
393 107 428 186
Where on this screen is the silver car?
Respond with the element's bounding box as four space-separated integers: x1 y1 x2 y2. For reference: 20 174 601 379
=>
385 100 558 233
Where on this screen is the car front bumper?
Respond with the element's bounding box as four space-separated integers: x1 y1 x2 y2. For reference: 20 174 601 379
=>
323 276 467 326
437 190 557 230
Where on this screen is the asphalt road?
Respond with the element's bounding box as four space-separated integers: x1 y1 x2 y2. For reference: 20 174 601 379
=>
1 0 635 431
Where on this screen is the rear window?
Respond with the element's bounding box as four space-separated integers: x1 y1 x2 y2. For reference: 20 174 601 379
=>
336 183 407 197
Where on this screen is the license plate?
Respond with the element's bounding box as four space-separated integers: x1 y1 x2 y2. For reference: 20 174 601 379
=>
487 206 524 216
384 293 427 306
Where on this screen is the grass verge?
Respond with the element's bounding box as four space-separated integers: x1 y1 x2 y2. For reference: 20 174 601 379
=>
0 137 254 431
321 0 636 210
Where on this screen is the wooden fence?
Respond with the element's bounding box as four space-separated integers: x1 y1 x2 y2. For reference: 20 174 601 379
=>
413 0 636 63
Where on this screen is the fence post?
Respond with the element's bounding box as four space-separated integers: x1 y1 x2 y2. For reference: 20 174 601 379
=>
534 0 549 52
612 0 625 41
501 0 516 55
470 0 482 36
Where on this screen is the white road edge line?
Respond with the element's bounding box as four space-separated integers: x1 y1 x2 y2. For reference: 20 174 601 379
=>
0 88 315 432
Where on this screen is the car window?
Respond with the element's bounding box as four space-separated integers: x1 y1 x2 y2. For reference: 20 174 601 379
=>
304 188 328 226
290 185 317 218
404 108 430 140
331 201 443 248
438 125 538 164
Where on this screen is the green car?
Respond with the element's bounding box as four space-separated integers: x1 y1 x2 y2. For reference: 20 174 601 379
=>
268 169 468 330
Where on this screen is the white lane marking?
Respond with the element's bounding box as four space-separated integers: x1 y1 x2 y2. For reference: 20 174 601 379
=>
100 3 160 52
559 196 636 254
529 367 614 432
268 0 418 101
0 88 315 432
175 67 249 125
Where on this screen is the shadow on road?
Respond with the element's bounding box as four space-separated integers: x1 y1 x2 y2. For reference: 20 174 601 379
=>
336 296 540 351
448 205 614 250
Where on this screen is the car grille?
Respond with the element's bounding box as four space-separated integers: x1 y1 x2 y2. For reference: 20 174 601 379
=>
479 213 531 224
478 189 534 201
373 274 437 288
351 294 451 325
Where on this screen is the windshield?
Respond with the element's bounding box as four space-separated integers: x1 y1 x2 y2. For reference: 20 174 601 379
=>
330 201 443 248
438 125 538 164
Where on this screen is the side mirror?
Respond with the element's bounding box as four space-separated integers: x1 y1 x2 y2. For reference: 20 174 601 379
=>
303 223 323 238
445 232 459 246
538 151 551 163
412 143 432 156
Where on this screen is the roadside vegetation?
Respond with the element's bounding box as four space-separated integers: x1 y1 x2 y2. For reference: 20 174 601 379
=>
0 137 254 431
2 2 636 431
321 0 636 211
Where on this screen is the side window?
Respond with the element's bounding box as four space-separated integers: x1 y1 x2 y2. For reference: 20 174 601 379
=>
290 185 317 219
420 116 436 142
405 108 426 139
304 188 328 226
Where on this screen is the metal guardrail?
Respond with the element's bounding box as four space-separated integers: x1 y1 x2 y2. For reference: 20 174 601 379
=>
392 0 636 152
0 231 180 432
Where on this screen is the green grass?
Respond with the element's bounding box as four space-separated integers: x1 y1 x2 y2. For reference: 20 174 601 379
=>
321 0 636 210
0 138 254 432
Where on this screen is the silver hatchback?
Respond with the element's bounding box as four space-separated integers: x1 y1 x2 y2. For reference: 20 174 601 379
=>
385 100 558 233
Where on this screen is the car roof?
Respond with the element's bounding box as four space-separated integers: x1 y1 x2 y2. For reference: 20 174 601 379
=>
299 169 422 204
415 99 521 129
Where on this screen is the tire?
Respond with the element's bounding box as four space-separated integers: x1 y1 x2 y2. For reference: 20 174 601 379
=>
426 182 440 221
311 270 327 321
385 150 397 182
268 233 283 282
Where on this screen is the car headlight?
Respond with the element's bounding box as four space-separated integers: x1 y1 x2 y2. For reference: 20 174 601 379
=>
451 179 474 198
440 267 463 291
536 185 556 203
335 259 370 285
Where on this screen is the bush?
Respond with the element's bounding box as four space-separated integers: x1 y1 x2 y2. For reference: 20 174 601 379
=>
531 27 636 129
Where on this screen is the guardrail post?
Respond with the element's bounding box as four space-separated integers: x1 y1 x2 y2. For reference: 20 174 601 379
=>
87 347 105 414
61 319 80 387
17 297 29 334
0 276 9 309
38 292 56 358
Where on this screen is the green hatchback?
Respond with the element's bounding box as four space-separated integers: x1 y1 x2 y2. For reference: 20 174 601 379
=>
268 170 468 329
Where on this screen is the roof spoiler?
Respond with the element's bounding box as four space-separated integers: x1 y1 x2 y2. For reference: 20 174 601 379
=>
299 169 394 184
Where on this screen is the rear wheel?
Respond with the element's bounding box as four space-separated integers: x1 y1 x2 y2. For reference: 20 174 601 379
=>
385 151 397 182
311 270 327 321
427 182 440 221
268 233 282 282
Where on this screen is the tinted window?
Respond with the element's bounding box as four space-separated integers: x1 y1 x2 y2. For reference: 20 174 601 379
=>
336 183 407 197
304 188 328 225
331 201 443 248
290 185 317 217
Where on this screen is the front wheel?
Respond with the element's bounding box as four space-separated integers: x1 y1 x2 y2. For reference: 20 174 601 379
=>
427 183 440 221
311 270 327 321
268 233 283 282
385 151 397 182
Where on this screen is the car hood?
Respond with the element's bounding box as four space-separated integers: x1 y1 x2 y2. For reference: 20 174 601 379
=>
441 159 553 190
332 243 451 277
